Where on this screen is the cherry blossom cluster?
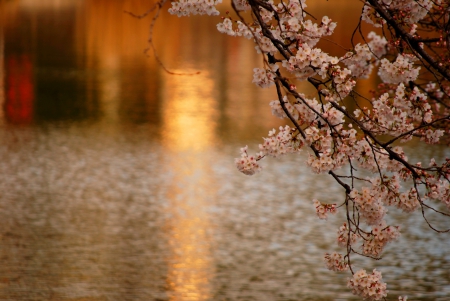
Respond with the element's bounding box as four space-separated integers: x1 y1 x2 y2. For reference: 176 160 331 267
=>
361 4 385 28
354 87 415 138
397 188 420 213
292 95 323 125
377 0 435 24
337 222 359 248
369 176 420 213
355 83 445 144
269 93 343 132
318 128 358 171
421 128 445 144
326 66 356 100
341 32 387 78
282 43 337 80
168 0 222 16
162 0 450 299
378 54 420 84
349 187 387 226
277 0 307 21
347 269 387 301
324 252 348 272
362 0 437 28
304 130 355 174
361 221 401 257
216 1 337 57
252 66 277 88
235 20 253 39
266 94 360 175
217 18 235 35
423 162 450 210
258 126 301 158
352 140 404 173
313 199 337 219
307 151 336 174
234 146 262 175
269 96 298 119
253 29 280 54
367 31 388 58
342 43 374 79
232 0 250 11
425 82 445 100
280 16 337 47
234 123 306 173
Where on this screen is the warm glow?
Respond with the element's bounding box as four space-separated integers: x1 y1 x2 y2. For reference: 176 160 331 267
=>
161 69 217 301
99 74 121 124
165 187 214 301
17 0 79 10
161 70 218 152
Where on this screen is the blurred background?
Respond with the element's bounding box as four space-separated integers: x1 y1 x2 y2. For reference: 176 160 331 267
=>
0 0 449 300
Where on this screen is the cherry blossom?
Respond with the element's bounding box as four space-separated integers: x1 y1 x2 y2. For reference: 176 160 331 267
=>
252 67 276 88
151 0 450 299
378 54 420 84
347 269 387 301
217 18 235 36
324 252 348 271
313 199 337 219
168 0 222 16
232 0 250 11
337 222 359 248
362 221 401 257
234 146 262 175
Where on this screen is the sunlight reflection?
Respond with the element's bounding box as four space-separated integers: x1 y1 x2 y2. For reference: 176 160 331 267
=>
161 70 218 151
98 59 121 125
161 69 217 301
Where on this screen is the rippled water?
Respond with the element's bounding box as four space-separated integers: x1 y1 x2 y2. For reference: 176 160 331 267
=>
1 1 450 300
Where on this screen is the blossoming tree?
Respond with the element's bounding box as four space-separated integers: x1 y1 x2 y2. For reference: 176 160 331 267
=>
136 0 450 299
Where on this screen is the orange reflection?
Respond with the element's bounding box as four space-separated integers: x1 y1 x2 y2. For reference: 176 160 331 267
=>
77 0 160 126
162 69 217 301
165 182 215 301
17 0 78 10
161 70 218 151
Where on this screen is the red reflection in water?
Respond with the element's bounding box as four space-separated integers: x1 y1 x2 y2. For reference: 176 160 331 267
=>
5 55 34 124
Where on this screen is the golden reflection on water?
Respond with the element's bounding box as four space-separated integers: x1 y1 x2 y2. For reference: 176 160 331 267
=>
161 69 217 301
165 183 214 301
161 70 218 151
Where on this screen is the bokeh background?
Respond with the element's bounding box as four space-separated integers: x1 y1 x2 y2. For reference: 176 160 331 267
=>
0 0 449 300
